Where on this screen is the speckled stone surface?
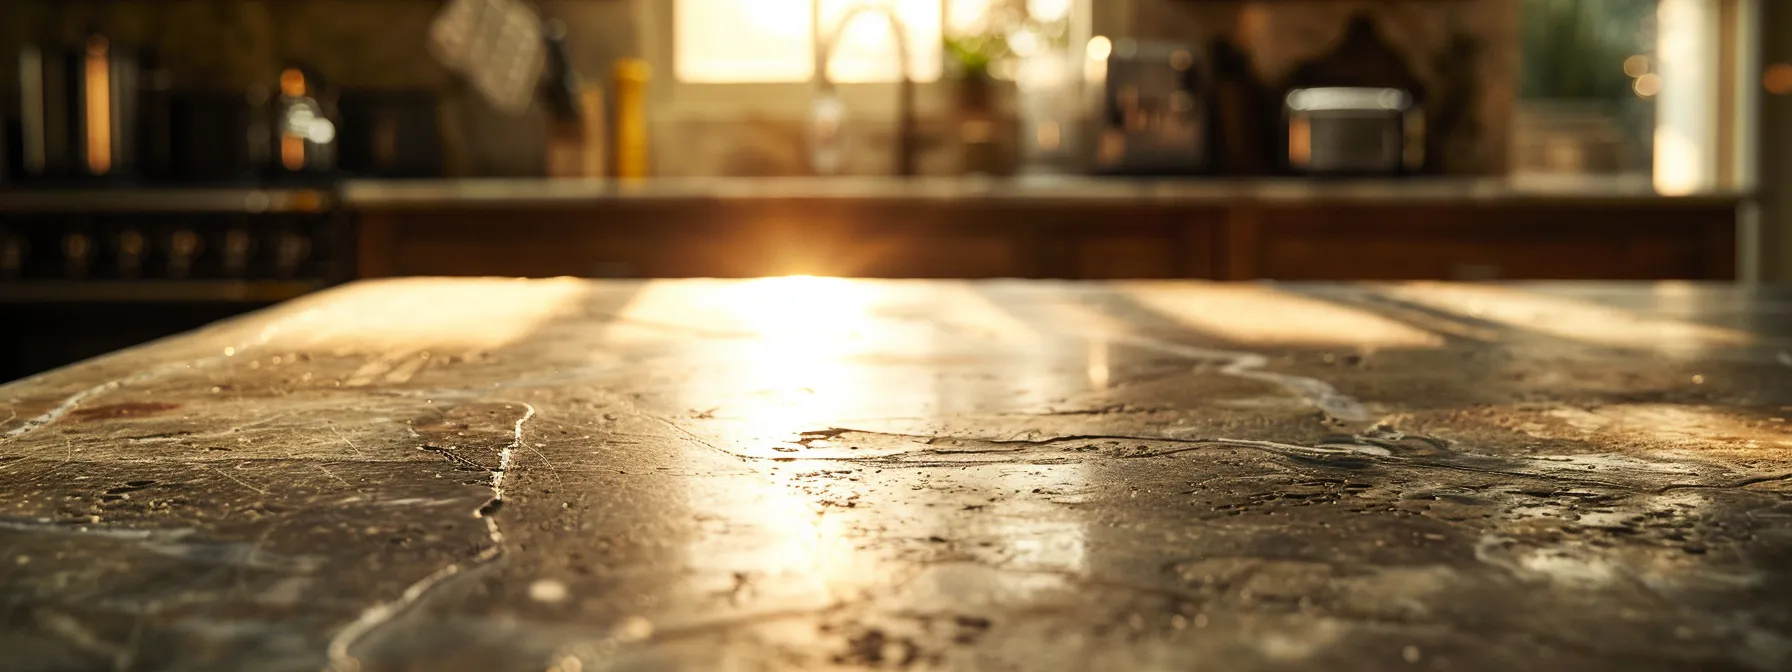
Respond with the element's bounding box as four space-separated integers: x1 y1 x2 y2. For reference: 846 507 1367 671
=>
2 279 1789 671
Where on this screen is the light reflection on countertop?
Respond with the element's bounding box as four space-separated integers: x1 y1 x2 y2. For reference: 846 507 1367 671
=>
341 174 1748 209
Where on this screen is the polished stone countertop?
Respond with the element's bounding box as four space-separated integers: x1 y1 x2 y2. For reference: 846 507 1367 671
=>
2 279 1789 670
342 175 1748 210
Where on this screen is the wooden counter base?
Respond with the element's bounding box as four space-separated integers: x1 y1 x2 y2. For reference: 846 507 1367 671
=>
357 199 1736 281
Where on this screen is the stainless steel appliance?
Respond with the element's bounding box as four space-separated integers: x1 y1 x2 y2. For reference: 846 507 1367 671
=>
1283 86 1423 176
1088 39 1209 176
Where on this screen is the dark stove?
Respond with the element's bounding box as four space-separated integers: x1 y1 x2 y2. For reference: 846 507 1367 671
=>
0 187 350 381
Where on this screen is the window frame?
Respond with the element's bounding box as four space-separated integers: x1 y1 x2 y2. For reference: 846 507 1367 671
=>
638 0 962 121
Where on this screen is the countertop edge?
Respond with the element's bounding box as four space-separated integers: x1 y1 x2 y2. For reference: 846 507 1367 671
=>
339 178 1750 211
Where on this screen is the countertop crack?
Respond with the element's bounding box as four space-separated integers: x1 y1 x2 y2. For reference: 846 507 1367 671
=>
324 402 536 672
2 379 125 442
480 402 536 548
1 362 188 442
1657 472 1792 494
3 320 295 443
1103 332 1369 423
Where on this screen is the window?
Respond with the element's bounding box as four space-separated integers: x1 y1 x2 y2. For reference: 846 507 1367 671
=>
1516 0 1753 194
674 0 818 83
1516 0 1659 177
674 0 997 84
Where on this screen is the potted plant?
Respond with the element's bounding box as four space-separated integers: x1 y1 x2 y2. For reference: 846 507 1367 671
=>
944 29 1009 114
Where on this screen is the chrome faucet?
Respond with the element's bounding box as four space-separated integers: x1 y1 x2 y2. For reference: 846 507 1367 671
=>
810 1 919 176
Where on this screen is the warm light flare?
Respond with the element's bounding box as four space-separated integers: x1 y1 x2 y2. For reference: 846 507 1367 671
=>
280 67 307 97
730 275 874 340
1086 35 1112 61
1027 0 1072 22
1766 63 1792 96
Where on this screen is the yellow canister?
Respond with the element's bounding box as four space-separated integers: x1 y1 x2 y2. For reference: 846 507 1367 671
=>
611 59 651 180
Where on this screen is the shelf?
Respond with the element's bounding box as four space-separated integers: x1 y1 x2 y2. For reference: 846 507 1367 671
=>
0 280 323 303
0 188 333 214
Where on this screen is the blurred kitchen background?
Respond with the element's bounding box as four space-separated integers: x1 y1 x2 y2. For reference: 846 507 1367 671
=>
0 0 1788 381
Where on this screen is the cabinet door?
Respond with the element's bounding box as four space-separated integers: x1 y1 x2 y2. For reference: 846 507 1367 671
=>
717 202 1037 278
360 204 1040 279
366 208 745 278
1065 207 1219 280
1236 204 1735 280
1075 233 1182 279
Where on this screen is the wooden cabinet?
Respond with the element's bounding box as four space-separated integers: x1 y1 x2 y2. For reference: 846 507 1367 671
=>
1221 203 1737 280
1055 210 1215 279
358 202 1224 280
356 198 1735 281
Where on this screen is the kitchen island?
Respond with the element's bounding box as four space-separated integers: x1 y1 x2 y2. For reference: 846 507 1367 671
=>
347 176 1742 281
2 278 1788 671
